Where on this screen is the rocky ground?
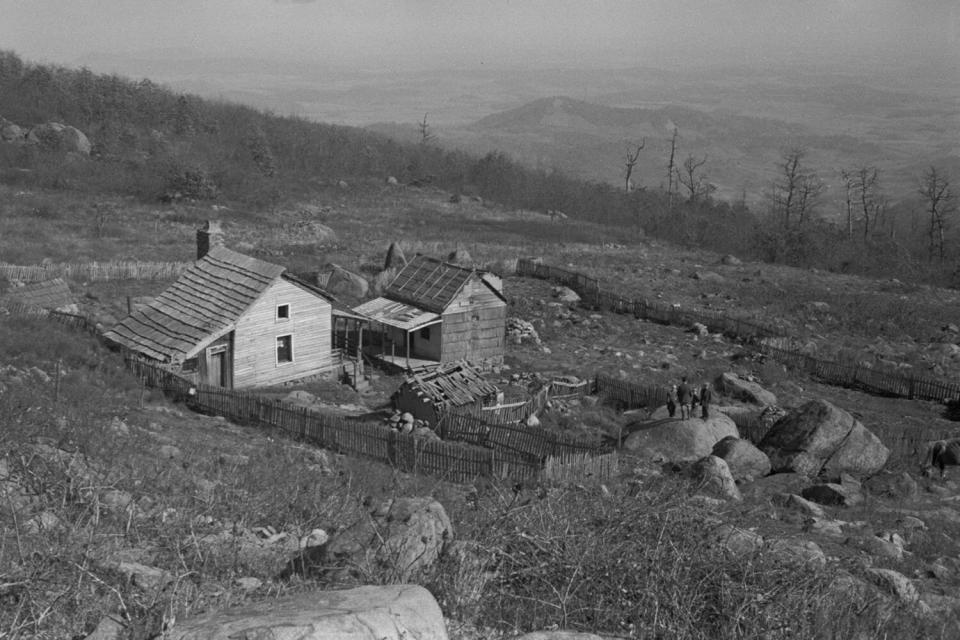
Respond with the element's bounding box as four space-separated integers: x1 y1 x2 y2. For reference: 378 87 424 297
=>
7 186 960 637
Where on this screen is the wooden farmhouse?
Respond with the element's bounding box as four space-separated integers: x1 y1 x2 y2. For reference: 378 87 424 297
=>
353 255 507 369
393 360 501 426
104 237 335 389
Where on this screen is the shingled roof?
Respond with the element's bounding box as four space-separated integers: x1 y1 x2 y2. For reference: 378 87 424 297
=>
401 360 499 409
385 254 499 314
103 246 288 363
1 278 75 311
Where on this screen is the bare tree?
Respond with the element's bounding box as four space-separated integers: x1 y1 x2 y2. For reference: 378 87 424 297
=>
841 166 882 240
771 147 822 228
665 126 679 206
920 166 955 262
676 154 711 203
418 113 435 146
623 138 645 193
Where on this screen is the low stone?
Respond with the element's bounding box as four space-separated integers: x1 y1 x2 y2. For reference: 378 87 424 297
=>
845 535 904 560
169 584 447 640
84 614 125 640
158 445 182 460
866 568 918 604
765 538 826 567
773 493 825 518
711 523 763 559
691 455 742 501
711 436 771 481
235 577 262 591
116 561 174 591
804 518 845 538
715 372 778 406
802 483 864 507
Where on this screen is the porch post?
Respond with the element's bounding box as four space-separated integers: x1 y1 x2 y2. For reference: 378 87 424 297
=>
405 330 411 370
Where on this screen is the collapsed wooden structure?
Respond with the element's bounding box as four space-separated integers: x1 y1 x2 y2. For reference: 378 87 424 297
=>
392 360 501 426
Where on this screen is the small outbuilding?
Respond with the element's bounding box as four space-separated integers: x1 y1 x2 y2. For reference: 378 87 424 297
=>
0 278 77 313
104 226 335 388
354 254 507 369
393 360 501 426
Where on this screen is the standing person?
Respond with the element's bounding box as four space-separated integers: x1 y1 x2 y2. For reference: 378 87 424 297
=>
700 382 713 419
677 377 692 420
666 384 678 418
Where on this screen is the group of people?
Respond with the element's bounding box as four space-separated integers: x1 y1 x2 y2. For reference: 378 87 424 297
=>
666 376 712 420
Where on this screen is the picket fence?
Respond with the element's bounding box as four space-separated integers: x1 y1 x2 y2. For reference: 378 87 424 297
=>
126 355 619 483
0 261 190 283
517 258 960 405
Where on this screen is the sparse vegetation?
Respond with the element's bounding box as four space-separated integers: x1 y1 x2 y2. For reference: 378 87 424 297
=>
2 48 960 639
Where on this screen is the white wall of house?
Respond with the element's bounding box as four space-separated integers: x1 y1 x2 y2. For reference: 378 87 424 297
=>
232 278 332 387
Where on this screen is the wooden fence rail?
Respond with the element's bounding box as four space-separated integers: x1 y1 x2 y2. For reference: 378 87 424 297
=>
0 261 191 283
518 257 960 405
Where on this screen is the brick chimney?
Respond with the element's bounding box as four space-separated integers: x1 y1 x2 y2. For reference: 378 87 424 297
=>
196 220 224 260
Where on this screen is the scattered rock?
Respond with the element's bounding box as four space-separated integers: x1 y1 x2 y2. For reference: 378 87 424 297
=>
115 561 174 592
866 568 919 604
84 615 125 640
720 254 742 266
772 493 825 518
846 535 904 560
235 577 262 591
691 455 742 501
715 372 778 406
765 538 826 567
710 523 764 559
802 482 864 507
286 497 452 583
552 286 580 304
158 445 182 460
711 436 771 481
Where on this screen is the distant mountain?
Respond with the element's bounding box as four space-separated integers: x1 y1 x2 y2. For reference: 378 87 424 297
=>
439 96 892 206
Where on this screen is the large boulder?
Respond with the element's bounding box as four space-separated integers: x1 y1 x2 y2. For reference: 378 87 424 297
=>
759 400 889 479
27 122 91 155
169 584 447 640
714 372 778 406
286 497 452 583
711 436 771 481
324 263 369 300
0 118 24 142
623 414 739 463
691 455 742 501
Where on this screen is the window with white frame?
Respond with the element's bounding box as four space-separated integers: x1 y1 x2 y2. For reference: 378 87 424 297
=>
276 335 293 363
277 304 290 321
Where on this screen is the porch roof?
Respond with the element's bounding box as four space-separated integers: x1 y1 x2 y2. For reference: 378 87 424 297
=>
353 296 441 332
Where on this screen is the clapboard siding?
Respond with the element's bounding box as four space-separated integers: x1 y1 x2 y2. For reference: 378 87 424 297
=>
233 278 332 387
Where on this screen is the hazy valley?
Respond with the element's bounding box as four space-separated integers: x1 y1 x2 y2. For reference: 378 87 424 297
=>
80 52 960 210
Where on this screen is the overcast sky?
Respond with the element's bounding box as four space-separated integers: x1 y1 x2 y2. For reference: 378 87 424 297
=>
1 0 957 71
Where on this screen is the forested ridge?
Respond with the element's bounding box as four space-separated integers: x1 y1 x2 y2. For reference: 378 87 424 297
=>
0 50 956 286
